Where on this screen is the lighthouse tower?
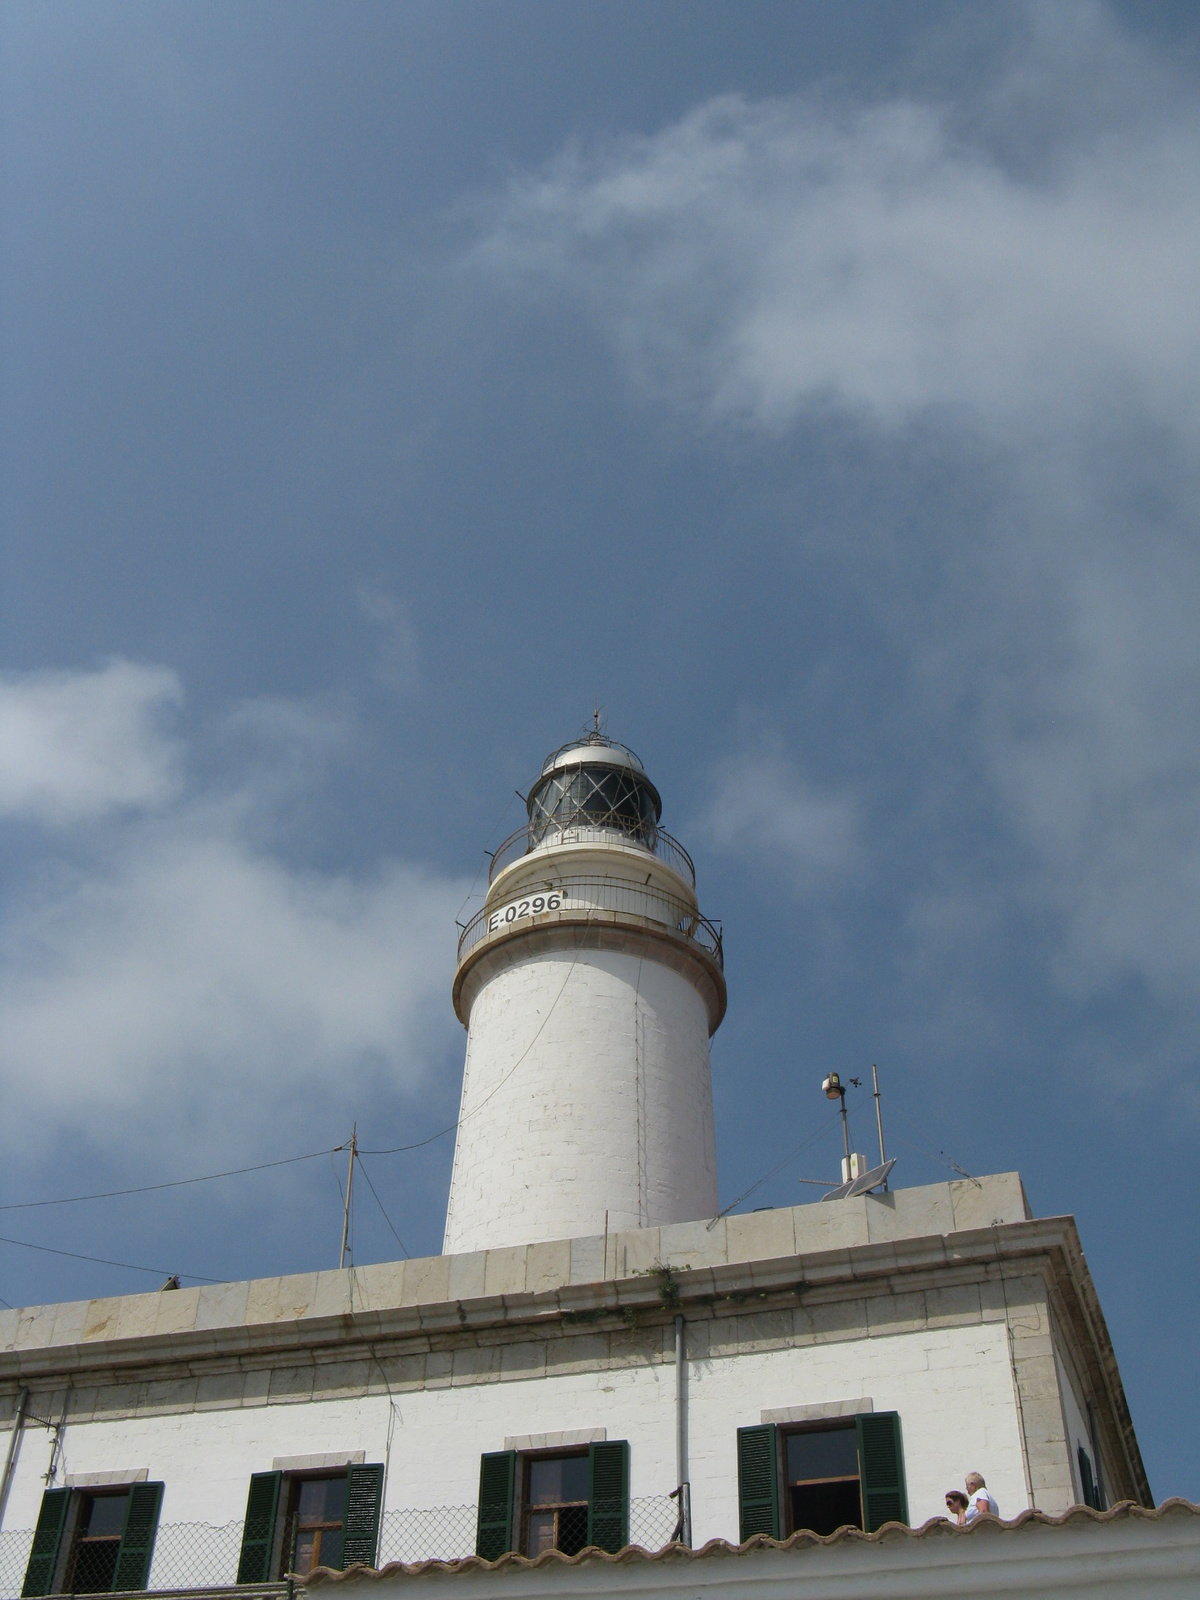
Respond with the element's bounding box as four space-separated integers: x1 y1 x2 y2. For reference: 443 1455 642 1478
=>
443 731 726 1253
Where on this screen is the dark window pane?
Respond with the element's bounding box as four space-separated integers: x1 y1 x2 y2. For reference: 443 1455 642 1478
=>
527 1454 587 1507
297 1476 346 1525
84 1493 129 1538
72 1540 121 1594
786 1427 859 1484
557 1503 589 1557
318 1529 343 1570
790 1479 864 1537
527 1459 559 1506
561 1455 590 1504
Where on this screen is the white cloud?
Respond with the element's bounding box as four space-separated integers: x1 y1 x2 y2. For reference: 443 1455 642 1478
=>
0 665 465 1161
698 747 860 892
473 4 1200 1040
0 660 182 824
474 34 1200 442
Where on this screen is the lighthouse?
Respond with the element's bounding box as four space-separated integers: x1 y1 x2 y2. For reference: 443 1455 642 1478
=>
443 730 726 1253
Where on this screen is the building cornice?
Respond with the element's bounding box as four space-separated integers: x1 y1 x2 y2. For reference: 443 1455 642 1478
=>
0 1218 1121 1401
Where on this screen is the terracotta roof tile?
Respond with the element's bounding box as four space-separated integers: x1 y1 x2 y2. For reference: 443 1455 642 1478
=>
301 1499 1200 1584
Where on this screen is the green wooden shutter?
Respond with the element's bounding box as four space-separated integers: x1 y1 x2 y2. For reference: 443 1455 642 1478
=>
112 1481 164 1592
341 1464 385 1569
235 1472 282 1583
475 1452 516 1561
21 1487 70 1597
736 1424 780 1542
586 1440 629 1553
857 1413 908 1532
1078 1446 1098 1510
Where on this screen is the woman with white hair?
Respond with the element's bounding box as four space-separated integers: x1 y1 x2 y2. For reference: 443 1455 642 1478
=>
964 1472 999 1520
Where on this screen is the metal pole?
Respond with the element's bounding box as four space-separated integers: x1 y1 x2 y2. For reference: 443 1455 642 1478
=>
839 1092 851 1164
674 1315 690 1547
0 1387 29 1531
339 1124 357 1270
872 1064 888 1191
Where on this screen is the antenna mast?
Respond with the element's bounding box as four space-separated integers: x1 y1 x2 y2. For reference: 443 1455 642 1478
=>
339 1123 357 1269
872 1064 888 1192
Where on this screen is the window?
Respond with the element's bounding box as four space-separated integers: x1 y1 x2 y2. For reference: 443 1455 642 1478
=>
283 1476 347 1575
523 1454 590 1557
474 1441 630 1560
66 1492 130 1593
21 1483 163 1597
737 1415 907 1542
784 1425 863 1537
235 1464 384 1583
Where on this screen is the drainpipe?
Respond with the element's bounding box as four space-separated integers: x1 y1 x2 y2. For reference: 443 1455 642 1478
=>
0 1387 29 1531
674 1316 691 1547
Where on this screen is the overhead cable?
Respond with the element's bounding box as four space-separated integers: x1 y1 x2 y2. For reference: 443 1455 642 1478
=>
356 1155 412 1259
0 1146 341 1214
708 1105 847 1226
0 1232 220 1284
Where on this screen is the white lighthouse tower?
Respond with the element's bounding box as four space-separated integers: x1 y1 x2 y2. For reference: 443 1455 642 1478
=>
443 730 726 1253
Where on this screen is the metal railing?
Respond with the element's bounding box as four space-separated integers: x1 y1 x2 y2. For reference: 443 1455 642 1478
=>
457 875 723 969
0 1497 683 1596
488 822 695 887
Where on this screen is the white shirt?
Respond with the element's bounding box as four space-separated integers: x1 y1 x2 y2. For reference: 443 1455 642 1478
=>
965 1488 999 1521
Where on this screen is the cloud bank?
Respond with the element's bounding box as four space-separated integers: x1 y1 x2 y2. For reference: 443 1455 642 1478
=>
0 663 464 1162
474 3 1200 1065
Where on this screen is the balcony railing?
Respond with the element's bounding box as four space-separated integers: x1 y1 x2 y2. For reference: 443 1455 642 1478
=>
488 821 695 888
457 875 723 969
0 1497 683 1596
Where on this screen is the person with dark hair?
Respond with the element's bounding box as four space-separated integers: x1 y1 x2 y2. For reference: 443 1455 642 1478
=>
944 1489 969 1525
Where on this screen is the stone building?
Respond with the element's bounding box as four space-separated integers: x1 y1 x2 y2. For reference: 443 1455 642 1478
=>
0 733 1194 1599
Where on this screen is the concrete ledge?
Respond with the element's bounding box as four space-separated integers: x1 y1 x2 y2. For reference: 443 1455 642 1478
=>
504 1429 607 1451
65 1468 149 1486
761 1399 872 1424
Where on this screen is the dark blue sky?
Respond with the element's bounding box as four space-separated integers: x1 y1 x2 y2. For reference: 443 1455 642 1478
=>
2 1 1198 1499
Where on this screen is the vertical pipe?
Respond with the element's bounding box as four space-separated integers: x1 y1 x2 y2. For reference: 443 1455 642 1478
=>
674 1315 690 1546
0 1387 29 1531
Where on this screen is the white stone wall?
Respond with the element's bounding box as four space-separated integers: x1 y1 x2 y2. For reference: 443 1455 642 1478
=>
1 1323 1027 1552
2 1395 390 1535
444 948 717 1253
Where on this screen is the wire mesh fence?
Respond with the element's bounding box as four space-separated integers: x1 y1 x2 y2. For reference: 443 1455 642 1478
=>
376 1496 678 1566
628 1495 683 1551
0 1527 33 1600
0 1495 682 1596
147 1522 245 1590
0 1521 247 1599
377 1505 476 1565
